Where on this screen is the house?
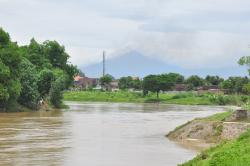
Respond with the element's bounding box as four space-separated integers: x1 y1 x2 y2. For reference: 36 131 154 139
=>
74 75 98 89
110 80 119 91
174 84 188 91
197 85 225 95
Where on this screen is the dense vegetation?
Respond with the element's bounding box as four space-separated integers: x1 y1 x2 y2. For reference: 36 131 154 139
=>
118 76 142 90
0 28 78 111
114 73 250 99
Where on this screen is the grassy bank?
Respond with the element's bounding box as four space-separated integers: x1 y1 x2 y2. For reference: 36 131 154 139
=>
168 111 232 135
64 90 248 106
167 111 234 143
63 91 213 105
167 111 250 166
181 129 250 166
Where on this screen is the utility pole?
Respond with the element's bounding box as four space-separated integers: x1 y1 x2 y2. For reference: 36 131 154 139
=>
103 51 106 77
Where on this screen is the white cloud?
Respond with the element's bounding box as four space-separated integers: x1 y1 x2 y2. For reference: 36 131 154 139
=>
124 30 249 69
0 0 249 70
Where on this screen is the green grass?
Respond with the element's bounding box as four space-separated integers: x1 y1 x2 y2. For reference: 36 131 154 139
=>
199 111 233 122
64 90 250 106
180 129 250 166
63 91 215 105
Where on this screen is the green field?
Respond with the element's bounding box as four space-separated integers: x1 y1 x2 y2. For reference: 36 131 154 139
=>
63 90 247 106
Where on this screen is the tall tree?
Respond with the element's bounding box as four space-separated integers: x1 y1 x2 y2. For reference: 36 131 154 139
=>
18 58 40 109
143 75 161 99
38 69 54 98
118 76 133 90
44 41 69 69
0 27 78 110
205 75 224 86
220 77 249 94
0 28 22 109
100 74 113 90
26 38 52 70
186 75 204 89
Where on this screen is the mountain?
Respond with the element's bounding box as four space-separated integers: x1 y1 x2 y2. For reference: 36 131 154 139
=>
80 51 247 78
81 51 176 78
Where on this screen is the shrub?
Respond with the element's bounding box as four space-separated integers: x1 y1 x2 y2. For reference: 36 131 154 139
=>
49 77 66 108
208 95 231 105
18 58 39 109
240 95 249 103
171 92 194 99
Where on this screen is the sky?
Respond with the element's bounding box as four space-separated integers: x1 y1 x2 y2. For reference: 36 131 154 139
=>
0 0 250 78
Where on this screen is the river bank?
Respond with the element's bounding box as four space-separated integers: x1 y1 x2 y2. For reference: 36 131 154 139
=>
0 101 60 112
64 91 248 106
167 109 250 165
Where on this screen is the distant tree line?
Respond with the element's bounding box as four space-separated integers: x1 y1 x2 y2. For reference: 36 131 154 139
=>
116 72 250 99
0 28 78 111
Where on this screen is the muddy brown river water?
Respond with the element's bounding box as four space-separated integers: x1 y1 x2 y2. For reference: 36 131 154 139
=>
0 102 227 166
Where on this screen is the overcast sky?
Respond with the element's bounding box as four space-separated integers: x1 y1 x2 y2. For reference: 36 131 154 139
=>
0 0 250 76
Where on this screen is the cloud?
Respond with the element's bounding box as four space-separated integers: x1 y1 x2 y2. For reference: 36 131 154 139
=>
0 0 249 72
127 30 248 69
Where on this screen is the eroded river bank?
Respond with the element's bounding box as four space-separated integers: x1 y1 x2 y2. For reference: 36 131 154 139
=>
0 102 228 166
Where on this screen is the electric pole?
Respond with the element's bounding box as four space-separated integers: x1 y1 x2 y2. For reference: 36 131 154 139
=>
103 51 106 77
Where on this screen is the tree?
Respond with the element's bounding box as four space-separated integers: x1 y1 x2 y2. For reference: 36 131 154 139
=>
26 38 52 70
64 64 79 88
131 79 142 90
0 84 9 104
44 41 69 69
38 69 54 98
186 75 204 89
243 83 250 95
0 29 22 109
49 76 66 108
220 77 249 94
219 80 233 93
239 56 250 72
118 76 133 90
143 75 161 99
167 73 184 84
0 27 79 110
118 76 142 90
142 73 181 99
159 73 181 91
0 28 10 46
205 75 224 86
0 59 10 106
100 74 113 90
18 58 39 109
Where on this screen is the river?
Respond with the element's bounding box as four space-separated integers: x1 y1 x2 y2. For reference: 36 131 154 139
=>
0 102 227 166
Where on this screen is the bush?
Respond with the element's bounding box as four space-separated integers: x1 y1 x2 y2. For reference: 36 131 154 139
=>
18 58 40 109
38 69 54 97
208 95 231 105
243 83 250 95
172 92 195 99
240 96 249 103
49 77 66 108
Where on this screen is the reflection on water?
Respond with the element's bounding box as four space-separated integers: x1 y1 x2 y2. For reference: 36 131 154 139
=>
0 102 226 166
